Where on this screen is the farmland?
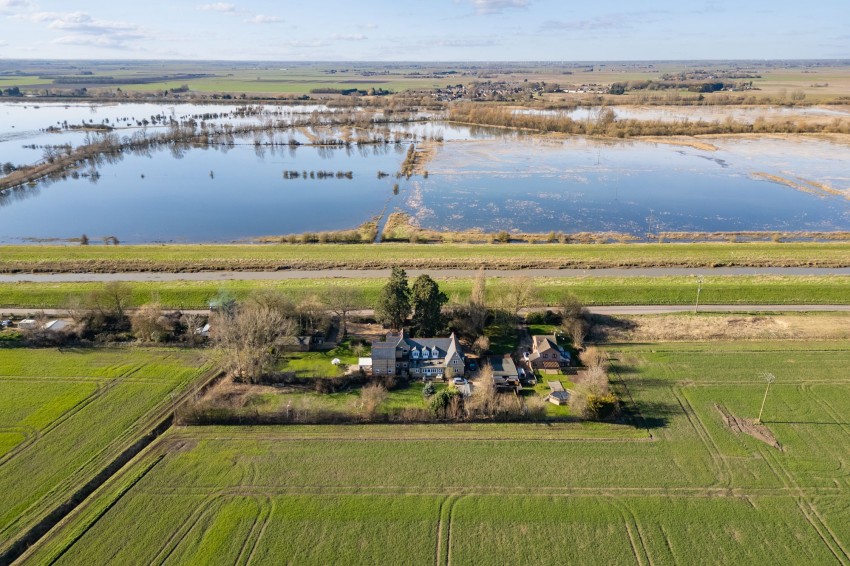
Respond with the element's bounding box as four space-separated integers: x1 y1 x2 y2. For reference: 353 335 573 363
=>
3 275 850 311
0 348 212 559
21 340 850 564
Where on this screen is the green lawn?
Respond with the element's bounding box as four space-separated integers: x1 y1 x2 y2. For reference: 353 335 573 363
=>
278 343 361 379
23 340 850 564
0 347 212 557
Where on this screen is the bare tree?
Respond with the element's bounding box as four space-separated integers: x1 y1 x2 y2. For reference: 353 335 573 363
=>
324 285 358 338
567 319 589 351
469 267 488 334
499 276 537 319
297 294 325 335
181 312 206 345
130 303 170 342
359 383 388 419
86 281 132 319
213 303 298 383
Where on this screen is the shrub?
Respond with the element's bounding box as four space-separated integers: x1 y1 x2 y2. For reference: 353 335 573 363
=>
429 389 459 418
422 382 435 398
585 394 619 421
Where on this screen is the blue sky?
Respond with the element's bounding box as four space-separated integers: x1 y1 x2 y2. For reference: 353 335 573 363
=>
0 0 848 60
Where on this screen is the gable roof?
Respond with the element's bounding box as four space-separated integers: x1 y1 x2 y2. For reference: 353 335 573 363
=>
533 334 560 354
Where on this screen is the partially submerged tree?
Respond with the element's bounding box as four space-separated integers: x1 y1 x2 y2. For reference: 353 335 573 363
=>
411 274 447 336
375 267 411 330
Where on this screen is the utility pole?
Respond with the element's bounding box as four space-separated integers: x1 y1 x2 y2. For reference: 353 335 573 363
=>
694 276 704 313
756 373 776 425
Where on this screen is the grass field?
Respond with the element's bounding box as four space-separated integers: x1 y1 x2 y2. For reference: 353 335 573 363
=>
2 242 849 272
0 347 212 558
21 340 850 564
2 274 850 310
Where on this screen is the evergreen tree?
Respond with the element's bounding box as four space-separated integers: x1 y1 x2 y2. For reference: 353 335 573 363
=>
411 274 448 336
375 267 411 330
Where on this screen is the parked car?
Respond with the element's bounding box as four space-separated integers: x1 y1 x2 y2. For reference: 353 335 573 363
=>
0 320 11 328
453 377 467 386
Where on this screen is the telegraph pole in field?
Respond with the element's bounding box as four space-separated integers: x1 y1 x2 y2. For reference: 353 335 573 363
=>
756 373 776 425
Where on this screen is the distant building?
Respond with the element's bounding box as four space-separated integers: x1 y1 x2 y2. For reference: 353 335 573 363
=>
370 329 465 380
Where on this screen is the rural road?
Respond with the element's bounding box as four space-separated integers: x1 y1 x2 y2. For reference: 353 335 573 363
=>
4 305 850 317
2 267 850 282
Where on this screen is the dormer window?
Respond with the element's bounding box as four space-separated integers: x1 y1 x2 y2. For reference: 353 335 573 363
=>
422 348 430 359
411 348 419 359
431 347 439 357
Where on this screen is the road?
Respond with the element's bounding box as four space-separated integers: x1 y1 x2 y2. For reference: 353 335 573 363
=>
4 305 850 318
2 267 850 283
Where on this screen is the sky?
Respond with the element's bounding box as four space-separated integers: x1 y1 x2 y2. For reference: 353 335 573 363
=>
0 0 848 61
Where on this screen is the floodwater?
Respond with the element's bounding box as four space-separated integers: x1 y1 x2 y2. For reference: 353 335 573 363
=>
514 105 850 124
1 102 849 242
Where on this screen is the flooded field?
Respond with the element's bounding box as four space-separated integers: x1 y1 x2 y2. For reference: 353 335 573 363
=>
514 104 850 124
1 102 849 243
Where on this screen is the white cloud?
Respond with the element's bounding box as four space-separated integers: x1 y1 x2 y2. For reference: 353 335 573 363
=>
330 33 367 41
0 39 7 46
244 14 282 24
468 0 530 15
0 0 31 15
54 34 135 49
21 11 149 49
197 2 236 13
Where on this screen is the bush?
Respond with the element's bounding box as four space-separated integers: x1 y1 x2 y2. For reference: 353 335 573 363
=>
429 389 459 418
585 394 620 421
422 382 435 398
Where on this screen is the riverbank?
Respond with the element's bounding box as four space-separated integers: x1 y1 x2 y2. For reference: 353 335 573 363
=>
2 241 850 274
2 275 849 310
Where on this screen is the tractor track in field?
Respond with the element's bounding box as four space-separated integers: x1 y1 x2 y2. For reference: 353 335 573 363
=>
670 387 732 488
758 443 850 565
240 496 273 566
151 494 222 566
611 499 654 566
134 485 849 498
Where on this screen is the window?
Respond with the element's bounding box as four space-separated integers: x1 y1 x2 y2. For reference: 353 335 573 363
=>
388 369 393 374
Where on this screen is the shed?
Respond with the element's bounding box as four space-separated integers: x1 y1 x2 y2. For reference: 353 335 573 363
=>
547 390 570 405
43 320 70 332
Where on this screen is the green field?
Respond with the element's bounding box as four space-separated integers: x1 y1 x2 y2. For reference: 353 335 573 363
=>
21 340 850 564
2 274 850 310
2 242 849 272
0 347 212 557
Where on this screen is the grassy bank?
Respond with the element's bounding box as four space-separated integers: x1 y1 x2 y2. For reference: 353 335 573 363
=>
2 241 850 273
2 275 849 310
